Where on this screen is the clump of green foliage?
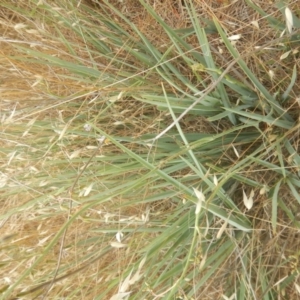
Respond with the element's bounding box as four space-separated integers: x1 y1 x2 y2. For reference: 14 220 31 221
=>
1 0 300 299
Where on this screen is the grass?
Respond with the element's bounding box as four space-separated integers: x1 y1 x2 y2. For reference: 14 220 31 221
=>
1 0 300 299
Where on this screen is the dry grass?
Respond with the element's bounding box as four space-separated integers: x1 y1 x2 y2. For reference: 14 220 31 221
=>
1 0 300 299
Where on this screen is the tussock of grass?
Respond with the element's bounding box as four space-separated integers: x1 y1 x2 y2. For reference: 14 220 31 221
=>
1 0 300 299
